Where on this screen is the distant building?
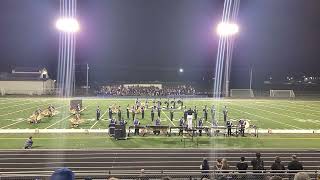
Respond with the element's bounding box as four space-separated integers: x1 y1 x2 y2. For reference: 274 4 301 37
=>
0 67 55 95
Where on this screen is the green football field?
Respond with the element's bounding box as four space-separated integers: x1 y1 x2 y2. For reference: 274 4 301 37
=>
0 97 320 149
0 97 319 130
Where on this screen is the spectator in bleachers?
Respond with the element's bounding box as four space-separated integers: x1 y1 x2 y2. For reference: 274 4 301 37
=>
221 158 230 171
50 168 74 180
200 158 210 173
251 152 265 172
236 156 248 173
288 155 304 173
294 172 310 180
214 158 223 171
98 84 196 96
271 156 285 173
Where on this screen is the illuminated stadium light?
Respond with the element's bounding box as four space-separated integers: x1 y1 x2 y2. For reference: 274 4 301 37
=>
216 22 239 36
179 68 184 73
55 18 80 33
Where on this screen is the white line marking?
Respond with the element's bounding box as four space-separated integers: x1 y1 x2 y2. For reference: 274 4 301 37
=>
161 110 175 126
228 103 300 129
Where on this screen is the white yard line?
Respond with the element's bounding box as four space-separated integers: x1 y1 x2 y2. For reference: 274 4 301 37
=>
228 103 300 129
253 103 320 122
0 105 67 129
235 102 320 126
90 121 99 129
0 100 39 110
0 101 50 117
161 110 176 126
0 98 30 106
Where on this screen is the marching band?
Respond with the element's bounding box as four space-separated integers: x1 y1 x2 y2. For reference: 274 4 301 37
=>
26 98 255 137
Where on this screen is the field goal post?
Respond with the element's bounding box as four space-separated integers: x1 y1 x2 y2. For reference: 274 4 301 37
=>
230 89 254 98
270 90 295 98
0 88 5 96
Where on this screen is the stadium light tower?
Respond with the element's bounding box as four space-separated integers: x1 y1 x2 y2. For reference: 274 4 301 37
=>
213 0 240 98
56 0 79 97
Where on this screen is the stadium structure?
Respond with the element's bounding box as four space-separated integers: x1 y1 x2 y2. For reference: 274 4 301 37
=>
0 0 320 179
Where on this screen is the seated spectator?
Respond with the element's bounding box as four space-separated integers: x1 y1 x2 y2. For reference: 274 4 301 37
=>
214 158 223 171
288 155 303 173
200 158 210 179
50 168 74 180
271 156 285 173
24 136 33 149
221 158 229 171
251 152 264 171
294 172 310 180
236 156 248 173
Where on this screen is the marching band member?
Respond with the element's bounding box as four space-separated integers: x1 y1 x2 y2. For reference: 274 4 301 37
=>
157 107 161 118
154 118 161 135
141 107 145 119
179 117 184 136
170 107 174 121
203 105 208 121
108 107 113 119
239 119 246 137
96 106 101 120
173 98 176 109
194 106 198 120
133 118 140 135
151 107 155 121
198 118 204 136
223 106 228 122
77 104 81 112
131 107 135 121
126 105 130 119
118 107 122 121
119 118 127 126
211 105 216 121
226 120 232 137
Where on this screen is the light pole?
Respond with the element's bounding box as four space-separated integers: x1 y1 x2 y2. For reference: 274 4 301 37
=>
215 22 239 97
55 0 79 97
86 63 89 95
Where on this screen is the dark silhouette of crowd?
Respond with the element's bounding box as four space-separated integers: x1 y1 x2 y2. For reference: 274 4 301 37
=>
198 153 308 180
98 84 196 96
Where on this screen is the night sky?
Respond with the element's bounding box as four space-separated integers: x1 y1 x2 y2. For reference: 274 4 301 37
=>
0 0 320 88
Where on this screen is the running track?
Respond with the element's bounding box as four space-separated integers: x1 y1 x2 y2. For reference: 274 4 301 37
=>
0 149 319 175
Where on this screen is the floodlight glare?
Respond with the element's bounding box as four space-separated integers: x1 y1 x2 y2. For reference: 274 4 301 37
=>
55 18 80 33
179 68 184 73
216 22 239 36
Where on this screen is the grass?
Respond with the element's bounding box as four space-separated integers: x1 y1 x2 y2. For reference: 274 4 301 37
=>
1 97 320 130
1 97 320 149
1 133 320 149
